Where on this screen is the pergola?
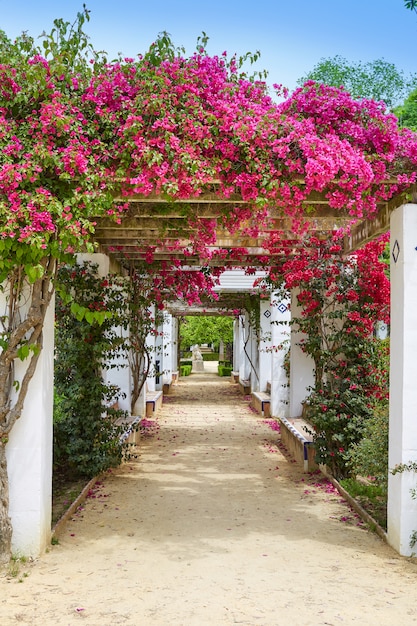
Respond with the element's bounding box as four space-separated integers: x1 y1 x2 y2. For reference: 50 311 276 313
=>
91 184 417 558
92 184 413 314
94 183 414 265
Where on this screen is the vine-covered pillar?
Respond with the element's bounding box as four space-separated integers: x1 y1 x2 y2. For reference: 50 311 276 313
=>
238 314 247 382
146 305 157 392
5 292 55 557
289 288 315 418
270 294 291 418
161 312 173 389
387 203 417 556
241 311 257 388
258 299 272 392
154 315 164 391
171 316 179 374
78 253 132 413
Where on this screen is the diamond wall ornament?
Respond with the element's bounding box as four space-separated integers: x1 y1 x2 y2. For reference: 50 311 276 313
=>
277 303 288 314
392 239 400 263
263 309 271 318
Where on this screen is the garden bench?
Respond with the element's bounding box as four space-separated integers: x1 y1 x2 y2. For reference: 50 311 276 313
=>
145 389 163 417
116 415 142 445
163 372 178 394
278 416 317 472
238 378 251 395
250 391 271 417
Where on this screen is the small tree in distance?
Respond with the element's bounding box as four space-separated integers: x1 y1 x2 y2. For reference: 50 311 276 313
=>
297 55 417 109
180 316 233 353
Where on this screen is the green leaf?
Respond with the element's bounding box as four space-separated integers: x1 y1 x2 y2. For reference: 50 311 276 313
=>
17 344 30 360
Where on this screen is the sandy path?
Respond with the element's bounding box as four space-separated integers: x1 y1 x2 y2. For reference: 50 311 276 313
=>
1 364 417 625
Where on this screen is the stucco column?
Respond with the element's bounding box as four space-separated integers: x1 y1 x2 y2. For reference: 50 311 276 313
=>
387 203 417 556
79 253 131 413
161 312 173 388
270 294 291 418
289 288 315 418
240 311 257 387
146 305 157 392
233 319 240 373
259 299 272 392
6 291 55 557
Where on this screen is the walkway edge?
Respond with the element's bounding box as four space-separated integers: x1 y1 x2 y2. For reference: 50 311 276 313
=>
323 471 388 542
52 474 102 539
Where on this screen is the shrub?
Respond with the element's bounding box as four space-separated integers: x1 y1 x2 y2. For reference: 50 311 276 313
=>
54 262 133 478
218 365 233 376
346 401 389 491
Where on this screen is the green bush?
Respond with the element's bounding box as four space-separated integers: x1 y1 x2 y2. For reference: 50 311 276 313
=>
218 365 233 377
180 364 192 376
202 353 220 361
345 402 389 491
54 263 133 479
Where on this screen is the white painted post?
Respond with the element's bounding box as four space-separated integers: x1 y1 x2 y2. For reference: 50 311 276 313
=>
289 288 315 418
233 319 240 374
259 299 272 392
146 305 157 392
387 204 417 556
270 295 291 418
238 315 246 382
154 317 163 391
171 316 179 374
6 292 55 557
241 312 255 386
78 253 132 413
162 312 173 388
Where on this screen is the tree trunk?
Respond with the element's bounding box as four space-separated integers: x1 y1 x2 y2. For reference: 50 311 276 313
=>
0 443 12 566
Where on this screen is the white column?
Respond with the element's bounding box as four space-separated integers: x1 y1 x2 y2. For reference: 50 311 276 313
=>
240 312 256 385
259 299 272 392
146 306 157 392
233 319 240 373
270 294 291 418
79 253 131 413
289 288 315 418
387 204 417 556
162 312 173 387
154 318 163 391
6 292 55 557
238 315 246 381
171 317 179 373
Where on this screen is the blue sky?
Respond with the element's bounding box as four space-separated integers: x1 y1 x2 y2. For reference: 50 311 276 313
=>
1 0 416 94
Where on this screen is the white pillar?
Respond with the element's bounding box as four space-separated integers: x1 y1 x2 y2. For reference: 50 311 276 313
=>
289 288 315 418
240 311 257 387
6 292 55 557
259 299 272 392
387 203 417 556
238 315 247 381
171 317 179 373
270 294 291 418
162 312 173 387
79 253 131 413
233 319 240 373
146 306 157 392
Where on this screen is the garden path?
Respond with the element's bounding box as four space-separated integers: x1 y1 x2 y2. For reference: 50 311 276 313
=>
1 363 417 625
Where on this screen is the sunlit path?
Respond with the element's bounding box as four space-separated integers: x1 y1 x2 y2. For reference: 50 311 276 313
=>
1 366 417 625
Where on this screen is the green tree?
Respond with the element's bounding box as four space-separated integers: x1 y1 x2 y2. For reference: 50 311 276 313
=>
180 316 233 351
394 88 417 130
297 55 417 109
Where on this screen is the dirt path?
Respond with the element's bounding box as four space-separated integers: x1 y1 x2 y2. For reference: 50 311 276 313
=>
1 364 417 625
